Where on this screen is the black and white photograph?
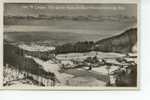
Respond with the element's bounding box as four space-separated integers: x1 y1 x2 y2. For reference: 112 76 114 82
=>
3 2 138 89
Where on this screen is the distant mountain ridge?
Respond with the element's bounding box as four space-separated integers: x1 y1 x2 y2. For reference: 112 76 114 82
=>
4 15 136 25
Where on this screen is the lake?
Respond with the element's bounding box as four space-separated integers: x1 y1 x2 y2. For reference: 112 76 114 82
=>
4 20 136 45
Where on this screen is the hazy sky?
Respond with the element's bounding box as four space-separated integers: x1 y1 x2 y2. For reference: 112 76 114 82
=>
4 3 137 17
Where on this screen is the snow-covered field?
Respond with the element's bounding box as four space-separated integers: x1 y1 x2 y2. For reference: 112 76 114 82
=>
56 51 125 61
25 51 134 86
18 43 55 52
67 76 106 86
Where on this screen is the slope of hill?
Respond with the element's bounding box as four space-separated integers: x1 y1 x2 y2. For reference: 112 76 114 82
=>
94 28 137 53
4 43 55 80
55 28 137 54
